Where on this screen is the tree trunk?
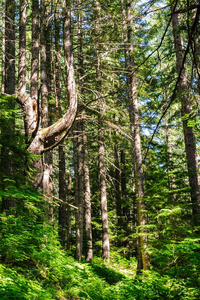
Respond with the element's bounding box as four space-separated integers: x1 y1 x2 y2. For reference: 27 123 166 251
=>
1 0 16 212
77 0 93 261
40 0 54 221
121 150 127 219
94 1 110 261
53 6 68 247
1 0 5 93
121 0 150 272
83 123 93 261
5 0 15 95
114 143 122 225
18 0 38 143
66 173 72 251
58 143 67 247
73 121 84 261
30 0 39 135
17 0 77 162
98 115 110 261
171 8 200 227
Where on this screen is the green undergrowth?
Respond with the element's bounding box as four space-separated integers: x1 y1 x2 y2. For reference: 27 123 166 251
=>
0 211 200 299
0 181 199 299
0 195 200 300
1 242 200 300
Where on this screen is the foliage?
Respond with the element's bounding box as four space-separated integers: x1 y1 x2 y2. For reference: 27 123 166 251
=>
1 0 200 299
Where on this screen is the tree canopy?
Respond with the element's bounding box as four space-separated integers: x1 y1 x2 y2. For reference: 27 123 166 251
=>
0 0 200 299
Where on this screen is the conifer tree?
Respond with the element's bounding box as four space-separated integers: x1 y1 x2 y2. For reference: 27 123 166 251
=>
171 4 200 227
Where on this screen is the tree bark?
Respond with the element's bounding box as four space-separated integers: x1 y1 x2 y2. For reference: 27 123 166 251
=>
17 0 77 159
18 0 38 143
121 0 150 272
83 123 93 261
1 0 5 93
30 0 39 136
53 5 68 247
40 0 54 220
1 0 16 212
121 149 127 218
94 0 110 261
114 141 122 225
73 121 84 261
171 7 200 227
5 0 15 95
98 114 110 261
77 0 93 261
66 173 72 251
58 143 67 247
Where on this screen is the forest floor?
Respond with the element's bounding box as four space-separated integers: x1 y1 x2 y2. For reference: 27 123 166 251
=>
1 249 199 300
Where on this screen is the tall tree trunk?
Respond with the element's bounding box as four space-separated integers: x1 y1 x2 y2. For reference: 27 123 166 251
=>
58 143 67 247
113 115 122 225
77 0 93 261
1 0 5 93
83 123 93 261
53 7 68 247
5 0 15 95
114 141 122 225
171 8 200 227
121 0 150 272
18 0 26 101
98 110 110 261
95 1 110 260
18 0 39 143
30 0 39 134
73 10 84 254
66 173 72 251
94 0 110 261
1 0 16 212
40 0 53 221
73 121 84 261
121 149 127 219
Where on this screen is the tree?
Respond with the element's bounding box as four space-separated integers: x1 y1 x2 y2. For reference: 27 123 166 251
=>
121 0 150 272
40 0 54 221
17 0 77 173
73 120 84 261
95 1 110 260
171 3 200 227
1 0 16 212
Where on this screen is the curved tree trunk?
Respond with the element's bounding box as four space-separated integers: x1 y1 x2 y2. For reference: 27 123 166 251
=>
17 0 77 166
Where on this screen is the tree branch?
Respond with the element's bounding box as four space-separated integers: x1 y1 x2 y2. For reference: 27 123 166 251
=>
144 4 200 161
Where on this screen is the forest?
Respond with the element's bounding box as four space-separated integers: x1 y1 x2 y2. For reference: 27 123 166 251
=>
0 0 200 299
